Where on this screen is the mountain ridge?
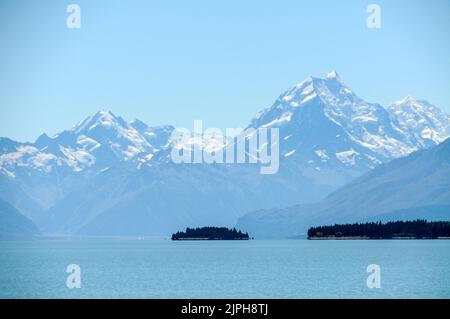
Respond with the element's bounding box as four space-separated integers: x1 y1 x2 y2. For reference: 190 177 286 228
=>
236 138 450 238
1 72 449 236
0 198 41 240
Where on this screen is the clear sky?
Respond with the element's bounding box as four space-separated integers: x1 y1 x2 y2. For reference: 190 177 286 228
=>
1 0 449 142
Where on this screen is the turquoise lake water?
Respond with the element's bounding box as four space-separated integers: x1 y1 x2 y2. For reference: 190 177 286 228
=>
0 240 449 298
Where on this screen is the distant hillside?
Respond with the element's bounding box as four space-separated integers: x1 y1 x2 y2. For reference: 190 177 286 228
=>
0 199 41 240
308 220 450 239
237 138 450 239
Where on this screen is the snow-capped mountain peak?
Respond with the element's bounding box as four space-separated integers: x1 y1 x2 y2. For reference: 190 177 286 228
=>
0 111 176 175
72 110 128 134
249 72 450 174
387 96 450 146
252 72 366 128
284 71 353 106
1 73 449 182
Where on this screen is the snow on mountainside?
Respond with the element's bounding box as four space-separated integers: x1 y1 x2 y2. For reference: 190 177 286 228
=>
251 72 434 165
242 72 450 193
0 111 174 176
387 96 450 147
1 73 448 179
0 111 175 213
0 72 449 236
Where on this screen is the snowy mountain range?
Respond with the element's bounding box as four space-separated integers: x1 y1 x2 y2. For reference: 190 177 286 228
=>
1 72 449 237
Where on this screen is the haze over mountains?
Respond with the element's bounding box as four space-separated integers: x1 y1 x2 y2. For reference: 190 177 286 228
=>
1 72 449 238
237 138 450 238
0 199 40 240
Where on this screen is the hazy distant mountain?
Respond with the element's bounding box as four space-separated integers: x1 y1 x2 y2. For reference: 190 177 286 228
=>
0 199 40 240
1 72 449 236
0 176 43 221
387 96 450 148
0 112 175 214
246 72 444 185
236 138 450 239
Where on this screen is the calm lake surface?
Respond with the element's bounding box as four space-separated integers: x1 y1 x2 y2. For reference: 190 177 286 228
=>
0 240 449 298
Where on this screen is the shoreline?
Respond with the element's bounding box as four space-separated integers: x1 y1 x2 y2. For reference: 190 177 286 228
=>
308 236 450 240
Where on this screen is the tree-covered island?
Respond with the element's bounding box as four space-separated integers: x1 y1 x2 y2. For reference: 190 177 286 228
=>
308 220 450 240
172 227 250 240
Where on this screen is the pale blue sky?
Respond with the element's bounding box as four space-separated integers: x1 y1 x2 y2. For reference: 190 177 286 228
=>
1 0 449 142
